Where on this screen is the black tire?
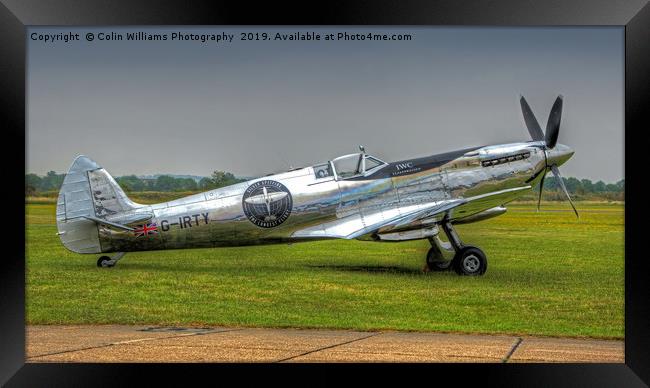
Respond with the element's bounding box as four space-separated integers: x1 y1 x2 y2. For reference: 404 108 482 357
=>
426 247 452 271
97 256 113 268
452 246 487 276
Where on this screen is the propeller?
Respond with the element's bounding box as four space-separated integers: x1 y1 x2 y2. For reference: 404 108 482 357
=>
520 96 544 142
536 172 545 211
545 96 563 149
520 95 578 218
550 165 578 218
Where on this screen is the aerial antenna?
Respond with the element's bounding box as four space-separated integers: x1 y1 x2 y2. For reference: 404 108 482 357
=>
274 152 292 171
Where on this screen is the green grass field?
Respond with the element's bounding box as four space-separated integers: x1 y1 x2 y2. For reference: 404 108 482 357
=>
26 202 624 339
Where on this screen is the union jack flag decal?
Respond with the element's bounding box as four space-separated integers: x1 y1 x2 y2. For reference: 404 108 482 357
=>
133 223 158 237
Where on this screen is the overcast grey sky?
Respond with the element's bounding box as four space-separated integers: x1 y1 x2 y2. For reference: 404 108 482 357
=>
27 27 623 182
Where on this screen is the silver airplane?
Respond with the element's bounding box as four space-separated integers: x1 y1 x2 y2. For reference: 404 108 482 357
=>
56 95 576 276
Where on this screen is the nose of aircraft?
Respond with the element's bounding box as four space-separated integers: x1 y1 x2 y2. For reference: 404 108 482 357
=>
546 144 574 167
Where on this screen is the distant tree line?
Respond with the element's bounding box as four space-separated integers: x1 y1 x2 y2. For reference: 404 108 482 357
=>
537 176 624 201
115 171 245 192
26 171 65 196
25 170 246 195
25 171 624 199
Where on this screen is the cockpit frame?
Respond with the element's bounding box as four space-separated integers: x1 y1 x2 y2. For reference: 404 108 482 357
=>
327 152 388 181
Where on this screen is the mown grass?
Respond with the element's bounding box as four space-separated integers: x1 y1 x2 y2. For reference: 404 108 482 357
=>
26 202 624 339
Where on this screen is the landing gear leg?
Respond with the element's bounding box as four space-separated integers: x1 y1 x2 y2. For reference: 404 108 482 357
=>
425 221 488 276
425 229 455 272
97 252 126 268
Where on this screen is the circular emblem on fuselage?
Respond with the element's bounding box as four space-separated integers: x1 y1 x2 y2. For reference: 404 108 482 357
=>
242 180 293 228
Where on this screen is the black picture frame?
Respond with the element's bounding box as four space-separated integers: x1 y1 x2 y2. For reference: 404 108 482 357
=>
3 0 648 386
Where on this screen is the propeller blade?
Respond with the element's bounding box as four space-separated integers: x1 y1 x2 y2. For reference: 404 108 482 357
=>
545 95 563 149
537 170 546 211
520 95 545 142
550 165 579 218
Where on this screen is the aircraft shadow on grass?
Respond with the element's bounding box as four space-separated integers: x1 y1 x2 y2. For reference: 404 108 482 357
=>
305 264 430 276
104 261 427 276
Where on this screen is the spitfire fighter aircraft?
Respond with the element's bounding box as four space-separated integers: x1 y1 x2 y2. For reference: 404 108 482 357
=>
56 96 576 275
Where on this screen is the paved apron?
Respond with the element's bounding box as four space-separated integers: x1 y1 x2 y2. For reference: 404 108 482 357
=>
26 325 624 363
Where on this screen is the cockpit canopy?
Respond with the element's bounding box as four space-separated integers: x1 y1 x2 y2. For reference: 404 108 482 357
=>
313 152 387 180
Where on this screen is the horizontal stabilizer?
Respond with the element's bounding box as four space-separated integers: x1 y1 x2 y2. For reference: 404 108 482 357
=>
80 216 134 231
105 211 154 226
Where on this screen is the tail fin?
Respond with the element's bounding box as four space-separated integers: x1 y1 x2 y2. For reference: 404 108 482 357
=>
56 155 141 253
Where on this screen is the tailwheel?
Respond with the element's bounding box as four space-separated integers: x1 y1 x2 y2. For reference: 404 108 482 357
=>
426 247 452 271
97 256 114 268
452 246 488 276
96 252 125 268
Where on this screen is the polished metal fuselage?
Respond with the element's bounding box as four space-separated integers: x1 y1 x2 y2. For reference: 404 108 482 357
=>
96 141 564 253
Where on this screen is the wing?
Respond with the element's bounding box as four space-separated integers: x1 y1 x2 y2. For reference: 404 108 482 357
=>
291 186 531 240
291 199 465 240
445 186 531 222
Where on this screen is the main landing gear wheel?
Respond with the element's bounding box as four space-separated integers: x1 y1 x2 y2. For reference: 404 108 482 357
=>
97 256 114 268
426 247 452 271
452 246 488 276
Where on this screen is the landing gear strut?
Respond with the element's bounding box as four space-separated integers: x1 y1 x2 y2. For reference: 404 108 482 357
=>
97 252 126 268
425 221 488 276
